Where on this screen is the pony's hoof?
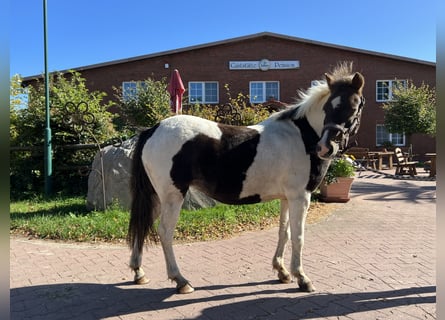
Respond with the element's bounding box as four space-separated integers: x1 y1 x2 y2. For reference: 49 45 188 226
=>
177 282 194 294
298 280 315 292
134 275 150 285
278 272 292 284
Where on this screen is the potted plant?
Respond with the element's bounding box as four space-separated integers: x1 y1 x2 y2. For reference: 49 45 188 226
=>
319 156 356 203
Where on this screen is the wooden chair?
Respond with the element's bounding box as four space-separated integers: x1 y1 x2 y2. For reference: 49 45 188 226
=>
394 147 418 176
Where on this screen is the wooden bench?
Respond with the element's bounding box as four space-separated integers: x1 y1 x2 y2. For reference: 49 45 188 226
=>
394 147 418 176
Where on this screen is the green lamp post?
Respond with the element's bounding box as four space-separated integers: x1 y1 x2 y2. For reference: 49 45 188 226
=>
43 0 52 196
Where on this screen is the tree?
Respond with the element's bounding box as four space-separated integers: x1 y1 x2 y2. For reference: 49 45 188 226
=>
382 81 436 143
10 71 119 198
10 74 27 142
12 71 118 146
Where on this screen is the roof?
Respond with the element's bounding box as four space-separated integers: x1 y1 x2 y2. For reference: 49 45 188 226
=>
22 31 435 82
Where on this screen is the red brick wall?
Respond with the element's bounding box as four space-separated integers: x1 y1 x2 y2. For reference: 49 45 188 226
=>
44 35 438 156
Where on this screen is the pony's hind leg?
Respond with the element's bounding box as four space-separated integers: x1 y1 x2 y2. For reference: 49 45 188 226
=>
129 240 150 284
272 200 292 283
129 211 160 285
128 203 161 285
158 194 194 294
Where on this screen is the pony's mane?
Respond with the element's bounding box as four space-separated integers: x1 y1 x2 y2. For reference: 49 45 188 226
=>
274 62 355 121
326 61 355 83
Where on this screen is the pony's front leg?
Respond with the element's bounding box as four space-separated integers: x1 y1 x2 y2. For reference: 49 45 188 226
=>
288 193 315 292
272 200 292 283
158 196 194 294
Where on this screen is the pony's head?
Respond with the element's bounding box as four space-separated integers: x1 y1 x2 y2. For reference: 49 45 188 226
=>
315 64 365 160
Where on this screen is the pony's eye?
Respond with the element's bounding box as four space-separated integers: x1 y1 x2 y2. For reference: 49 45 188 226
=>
350 95 360 107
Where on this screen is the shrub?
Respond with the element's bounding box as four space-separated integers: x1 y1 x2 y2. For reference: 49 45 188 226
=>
183 103 217 120
113 77 171 130
323 157 355 185
10 72 118 199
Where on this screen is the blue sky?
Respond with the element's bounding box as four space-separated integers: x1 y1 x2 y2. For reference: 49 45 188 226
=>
10 0 436 77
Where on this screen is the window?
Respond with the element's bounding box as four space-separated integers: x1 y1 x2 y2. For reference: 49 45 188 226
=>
188 82 219 104
376 80 407 102
249 81 279 103
122 81 147 101
376 124 405 146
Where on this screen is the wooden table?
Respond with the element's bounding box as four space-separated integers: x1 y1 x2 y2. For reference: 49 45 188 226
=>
425 153 436 177
368 151 394 170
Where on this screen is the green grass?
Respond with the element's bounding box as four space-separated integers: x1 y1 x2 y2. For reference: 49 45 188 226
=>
10 197 281 243
10 197 129 242
176 200 280 241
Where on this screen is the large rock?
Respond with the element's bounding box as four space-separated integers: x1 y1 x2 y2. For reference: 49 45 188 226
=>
86 136 217 211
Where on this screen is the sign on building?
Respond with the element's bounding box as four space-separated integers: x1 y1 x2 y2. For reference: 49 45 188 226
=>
229 59 300 71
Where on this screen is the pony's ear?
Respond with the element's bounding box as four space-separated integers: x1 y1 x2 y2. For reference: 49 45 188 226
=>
325 73 333 88
351 72 365 93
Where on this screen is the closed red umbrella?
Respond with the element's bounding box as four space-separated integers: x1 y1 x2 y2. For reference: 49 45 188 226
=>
167 69 185 114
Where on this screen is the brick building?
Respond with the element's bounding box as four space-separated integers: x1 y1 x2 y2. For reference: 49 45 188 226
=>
24 32 436 156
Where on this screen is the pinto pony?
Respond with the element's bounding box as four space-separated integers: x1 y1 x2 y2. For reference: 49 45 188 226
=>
128 63 365 293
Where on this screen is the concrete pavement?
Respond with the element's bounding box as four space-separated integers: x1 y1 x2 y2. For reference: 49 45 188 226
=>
10 170 436 319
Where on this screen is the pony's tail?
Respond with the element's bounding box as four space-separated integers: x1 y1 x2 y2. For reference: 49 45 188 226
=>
128 124 160 251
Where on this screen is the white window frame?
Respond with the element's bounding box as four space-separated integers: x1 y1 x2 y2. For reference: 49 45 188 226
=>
376 79 407 102
188 81 219 104
376 124 405 146
249 81 280 103
122 81 146 101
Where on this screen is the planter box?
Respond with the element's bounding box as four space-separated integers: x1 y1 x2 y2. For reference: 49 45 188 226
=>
319 177 354 203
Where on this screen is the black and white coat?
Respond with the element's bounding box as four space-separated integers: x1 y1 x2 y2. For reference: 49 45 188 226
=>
128 65 365 294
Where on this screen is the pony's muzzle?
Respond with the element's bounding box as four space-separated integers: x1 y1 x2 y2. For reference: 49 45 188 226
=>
316 142 338 160
317 124 344 160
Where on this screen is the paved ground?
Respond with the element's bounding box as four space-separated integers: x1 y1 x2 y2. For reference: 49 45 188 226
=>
10 170 436 319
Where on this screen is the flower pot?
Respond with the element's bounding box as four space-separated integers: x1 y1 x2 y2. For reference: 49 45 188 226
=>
319 177 354 203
